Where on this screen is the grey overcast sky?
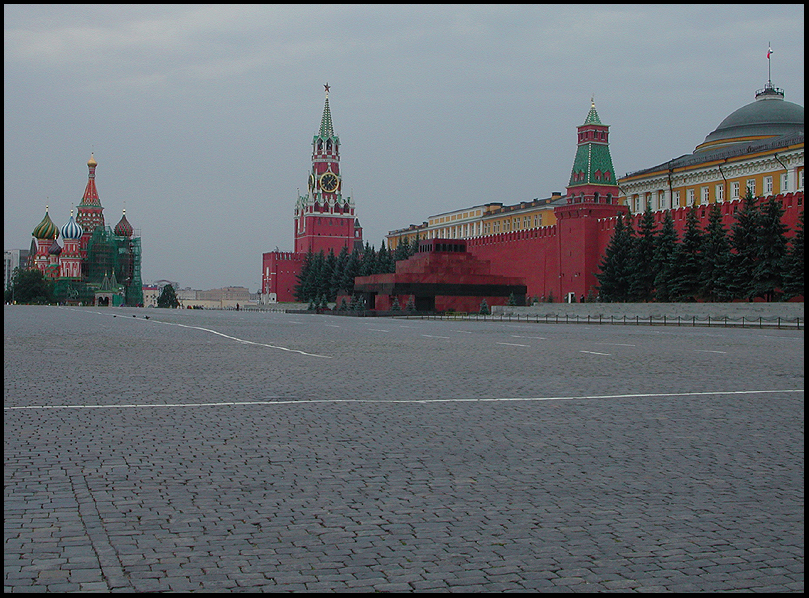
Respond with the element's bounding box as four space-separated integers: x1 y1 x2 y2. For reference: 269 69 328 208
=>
4 4 805 291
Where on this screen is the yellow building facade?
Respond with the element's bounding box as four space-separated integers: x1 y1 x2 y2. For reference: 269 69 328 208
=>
387 193 564 251
619 81 804 213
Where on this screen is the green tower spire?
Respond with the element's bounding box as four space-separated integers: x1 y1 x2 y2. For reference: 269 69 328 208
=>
319 83 334 138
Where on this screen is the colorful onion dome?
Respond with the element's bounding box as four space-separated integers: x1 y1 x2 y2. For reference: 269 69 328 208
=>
61 210 84 240
32 207 59 240
114 209 133 237
48 239 62 255
87 152 97 167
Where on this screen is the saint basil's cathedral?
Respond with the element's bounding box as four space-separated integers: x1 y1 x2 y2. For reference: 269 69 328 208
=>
27 154 143 306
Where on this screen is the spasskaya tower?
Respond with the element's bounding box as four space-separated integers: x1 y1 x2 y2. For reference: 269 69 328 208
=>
293 83 363 254
262 84 363 303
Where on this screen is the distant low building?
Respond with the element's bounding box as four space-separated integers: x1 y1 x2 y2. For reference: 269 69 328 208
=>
4 248 30 290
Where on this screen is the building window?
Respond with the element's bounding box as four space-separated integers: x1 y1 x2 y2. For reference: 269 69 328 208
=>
731 181 740 200
672 191 680 208
701 186 709 205
781 173 789 193
687 189 695 206
764 176 773 196
799 170 804 190
746 179 756 197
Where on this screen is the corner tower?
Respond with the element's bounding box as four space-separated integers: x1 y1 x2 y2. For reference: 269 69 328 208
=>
293 84 363 254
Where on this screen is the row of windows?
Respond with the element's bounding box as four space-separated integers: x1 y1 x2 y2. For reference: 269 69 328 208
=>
578 130 607 142
630 171 804 212
402 212 547 242
572 170 612 182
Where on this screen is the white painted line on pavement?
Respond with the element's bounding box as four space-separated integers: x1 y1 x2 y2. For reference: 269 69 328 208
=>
6 389 803 410
58 307 330 358
580 350 611 356
148 320 332 358
694 349 728 354
497 342 530 347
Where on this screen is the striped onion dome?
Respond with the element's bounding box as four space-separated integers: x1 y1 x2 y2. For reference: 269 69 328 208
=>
114 209 133 237
48 239 62 255
32 207 59 240
61 210 84 240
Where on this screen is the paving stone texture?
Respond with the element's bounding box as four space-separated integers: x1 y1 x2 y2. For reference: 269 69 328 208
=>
4 305 804 592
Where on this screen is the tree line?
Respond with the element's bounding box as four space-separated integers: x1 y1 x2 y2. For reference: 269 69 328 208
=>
294 236 419 304
597 191 804 303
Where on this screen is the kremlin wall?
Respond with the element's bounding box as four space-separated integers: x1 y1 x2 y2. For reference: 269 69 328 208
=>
264 78 803 308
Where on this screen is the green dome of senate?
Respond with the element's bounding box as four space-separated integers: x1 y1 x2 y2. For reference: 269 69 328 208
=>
695 83 804 152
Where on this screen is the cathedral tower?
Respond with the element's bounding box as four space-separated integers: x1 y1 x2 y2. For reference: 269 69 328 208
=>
75 153 105 250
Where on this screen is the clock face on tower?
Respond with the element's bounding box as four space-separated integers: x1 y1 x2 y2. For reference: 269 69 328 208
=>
320 172 339 193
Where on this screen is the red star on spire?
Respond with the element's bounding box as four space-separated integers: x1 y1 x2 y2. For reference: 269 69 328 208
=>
324 82 330 95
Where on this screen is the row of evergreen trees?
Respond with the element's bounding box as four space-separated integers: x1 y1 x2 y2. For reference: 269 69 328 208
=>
597 191 804 302
294 236 420 303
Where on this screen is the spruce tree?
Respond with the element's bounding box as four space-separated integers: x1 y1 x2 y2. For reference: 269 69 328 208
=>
728 190 762 301
393 237 411 262
341 246 361 295
699 202 732 302
596 212 634 302
308 251 326 303
670 206 704 301
781 210 804 299
294 250 314 302
377 242 395 274
752 195 789 301
652 210 678 302
322 249 337 301
331 246 348 298
358 242 377 277
628 205 657 302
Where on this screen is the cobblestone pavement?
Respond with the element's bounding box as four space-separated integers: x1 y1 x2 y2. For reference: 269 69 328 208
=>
4 305 804 592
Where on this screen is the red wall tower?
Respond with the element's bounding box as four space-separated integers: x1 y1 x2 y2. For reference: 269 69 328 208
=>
263 85 363 302
294 84 363 255
554 99 628 300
